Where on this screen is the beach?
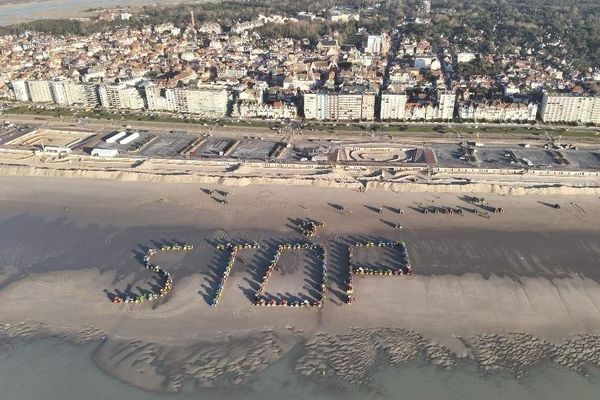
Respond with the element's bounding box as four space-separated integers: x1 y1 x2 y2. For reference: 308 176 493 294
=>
1 175 600 391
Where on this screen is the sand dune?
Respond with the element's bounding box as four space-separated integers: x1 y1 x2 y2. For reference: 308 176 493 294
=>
0 162 599 196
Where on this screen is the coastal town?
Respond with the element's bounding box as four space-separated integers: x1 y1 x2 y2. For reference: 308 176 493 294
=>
2 1 600 398
0 1 599 194
1 1 599 125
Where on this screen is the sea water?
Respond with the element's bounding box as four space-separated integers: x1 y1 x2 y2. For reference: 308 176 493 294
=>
2 338 600 400
0 0 184 26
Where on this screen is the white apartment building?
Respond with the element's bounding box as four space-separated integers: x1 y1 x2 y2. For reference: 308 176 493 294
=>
338 94 364 120
361 93 376 121
50 78 86 106
83 84 100 108
144 84 172 111
414 55 434 70
165 87 229 115
380 93 408 120
11 80 30 101
418 0 431 15
459 101 538 122
365 34 390 54
380 92 454 121
457 52 476 64
303 93 329 120
12 78 86 105
9 78 230 115
330 10 360 23
49 79 70 105
437 91 456 120
303 92 375 121
231 20 264 34
540 93 600 124
502 102 538 121
405 102 437 121
237 100 297 119
198 22 222 35
99 84 145 110
27 80 54 103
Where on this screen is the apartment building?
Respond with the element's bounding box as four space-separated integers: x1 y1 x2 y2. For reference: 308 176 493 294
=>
49 79 72 105
144 84 172 111
237 100 297 119
405 102 437 121
11 80 30 102
380 93 408 120
165 87 229 115
99 84 145 110
338 94 365 120
418 0 431 15
457 52 476 64
11 78 87 105
83 84 101 108
304 92 334 120
303 91 375 121
540 93 600 124
459 100 538 122
360 93 376 121
437 91 456 120
50 78 86 106
379 91 454 121
27 80 54 103
365 34 391 55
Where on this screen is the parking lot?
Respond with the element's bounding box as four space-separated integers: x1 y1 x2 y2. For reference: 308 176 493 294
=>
229 139 280 160
562 150 600 170
430 144 473 168
193 138 235 158
512 148 559 168
140 134 196 158
0 126 34 146
428 144 600 171
287 143 331 162
474 148 517 168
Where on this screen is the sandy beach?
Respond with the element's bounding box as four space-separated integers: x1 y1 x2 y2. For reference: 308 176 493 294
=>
1 175 600 391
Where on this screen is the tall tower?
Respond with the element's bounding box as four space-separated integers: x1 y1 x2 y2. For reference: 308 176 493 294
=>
190 10 195 29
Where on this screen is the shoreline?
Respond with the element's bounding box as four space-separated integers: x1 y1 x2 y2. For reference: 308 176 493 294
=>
3 323 600 392
0 0 187 26
4 337 600 400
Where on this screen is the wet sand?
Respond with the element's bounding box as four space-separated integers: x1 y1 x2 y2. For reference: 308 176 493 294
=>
5 337 600 400
1 175 600 390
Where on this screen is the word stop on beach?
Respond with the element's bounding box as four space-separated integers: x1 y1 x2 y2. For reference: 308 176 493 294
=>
111 239 413 308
